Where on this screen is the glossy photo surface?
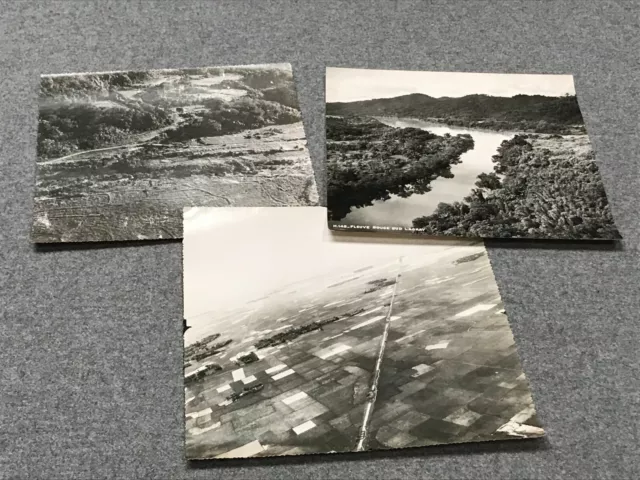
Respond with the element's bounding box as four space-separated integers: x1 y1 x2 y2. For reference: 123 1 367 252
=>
32 64 318 243
183 207 543 459
326 67 621 240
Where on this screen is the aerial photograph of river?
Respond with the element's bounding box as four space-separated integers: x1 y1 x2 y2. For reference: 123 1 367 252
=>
325 67 621 240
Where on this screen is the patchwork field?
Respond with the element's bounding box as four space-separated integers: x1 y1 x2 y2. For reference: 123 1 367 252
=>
184 247 542 458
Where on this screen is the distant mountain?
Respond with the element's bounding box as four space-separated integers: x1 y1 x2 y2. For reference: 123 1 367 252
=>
326 93 585 126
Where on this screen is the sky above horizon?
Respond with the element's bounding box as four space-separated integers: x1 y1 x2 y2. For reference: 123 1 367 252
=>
183 207 406 320
326 67 576 103
181 207 472 344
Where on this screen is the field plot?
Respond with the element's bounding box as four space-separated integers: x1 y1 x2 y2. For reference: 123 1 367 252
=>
366 248 542 449
183 207 543 459
32 64 318 243
184 259 401 458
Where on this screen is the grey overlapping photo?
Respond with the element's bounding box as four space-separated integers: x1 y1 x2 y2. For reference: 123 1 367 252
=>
31 63 318 243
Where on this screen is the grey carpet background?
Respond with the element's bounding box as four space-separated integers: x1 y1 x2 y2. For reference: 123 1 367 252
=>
1 0 639 478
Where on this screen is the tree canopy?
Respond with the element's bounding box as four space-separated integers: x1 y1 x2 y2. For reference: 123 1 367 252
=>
327 116 474 221
412 134 621 239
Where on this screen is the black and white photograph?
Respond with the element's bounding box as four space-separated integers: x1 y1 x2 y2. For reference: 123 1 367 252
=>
32 63 319 243
326 67 621 240
183 206 543 459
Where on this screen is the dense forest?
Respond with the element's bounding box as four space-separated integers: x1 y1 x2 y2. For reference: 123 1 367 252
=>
161 97 300 142
412 135 621 239
327 116 474 221
326 93 586 134
38 102 173 158
37 66 301 160
40 71 155 97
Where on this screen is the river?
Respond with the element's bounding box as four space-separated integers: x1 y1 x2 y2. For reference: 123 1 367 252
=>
341 118 516 228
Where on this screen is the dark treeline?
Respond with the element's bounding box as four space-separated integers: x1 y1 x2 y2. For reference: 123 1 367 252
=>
454 252 485 264
326 93 585 134
161 97 301 142
412 135 621 239
38 101 173 158
363 278 396 294
40 71 154 98
327 116 474 221
185 333 234 363
255 307 365 349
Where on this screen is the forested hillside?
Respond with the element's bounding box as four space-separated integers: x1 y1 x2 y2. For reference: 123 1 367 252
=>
327 93 586 134
33 65 319 243
37 66 301 160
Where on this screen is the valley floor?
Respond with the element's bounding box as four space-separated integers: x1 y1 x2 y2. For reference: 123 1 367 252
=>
32 122 318 242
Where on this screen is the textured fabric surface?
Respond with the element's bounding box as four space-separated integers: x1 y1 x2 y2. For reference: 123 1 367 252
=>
1 1 638 478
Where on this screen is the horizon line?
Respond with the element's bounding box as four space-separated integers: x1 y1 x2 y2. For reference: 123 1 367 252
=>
326 91 576 103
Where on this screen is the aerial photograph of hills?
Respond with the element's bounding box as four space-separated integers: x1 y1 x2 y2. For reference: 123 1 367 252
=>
326 67 621 240
182 207 543 459
32 63 318 243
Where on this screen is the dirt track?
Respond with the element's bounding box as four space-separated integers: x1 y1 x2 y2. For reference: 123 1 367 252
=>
32 122 318 242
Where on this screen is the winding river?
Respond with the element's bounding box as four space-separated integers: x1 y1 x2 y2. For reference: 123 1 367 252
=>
342 118 516 228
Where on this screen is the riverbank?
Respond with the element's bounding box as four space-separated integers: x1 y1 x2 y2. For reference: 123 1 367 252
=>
376 115 585 135
412 133 621 240
326 116 474 223
337 117 513 229
375 116 523 135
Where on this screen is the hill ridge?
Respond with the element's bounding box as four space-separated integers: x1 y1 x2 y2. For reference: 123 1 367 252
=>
326 92 584 127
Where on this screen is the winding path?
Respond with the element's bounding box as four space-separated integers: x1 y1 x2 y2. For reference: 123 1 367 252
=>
38 115 185 166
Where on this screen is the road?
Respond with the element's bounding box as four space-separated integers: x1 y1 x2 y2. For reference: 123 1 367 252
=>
37 119 185 166
32 122 318 243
